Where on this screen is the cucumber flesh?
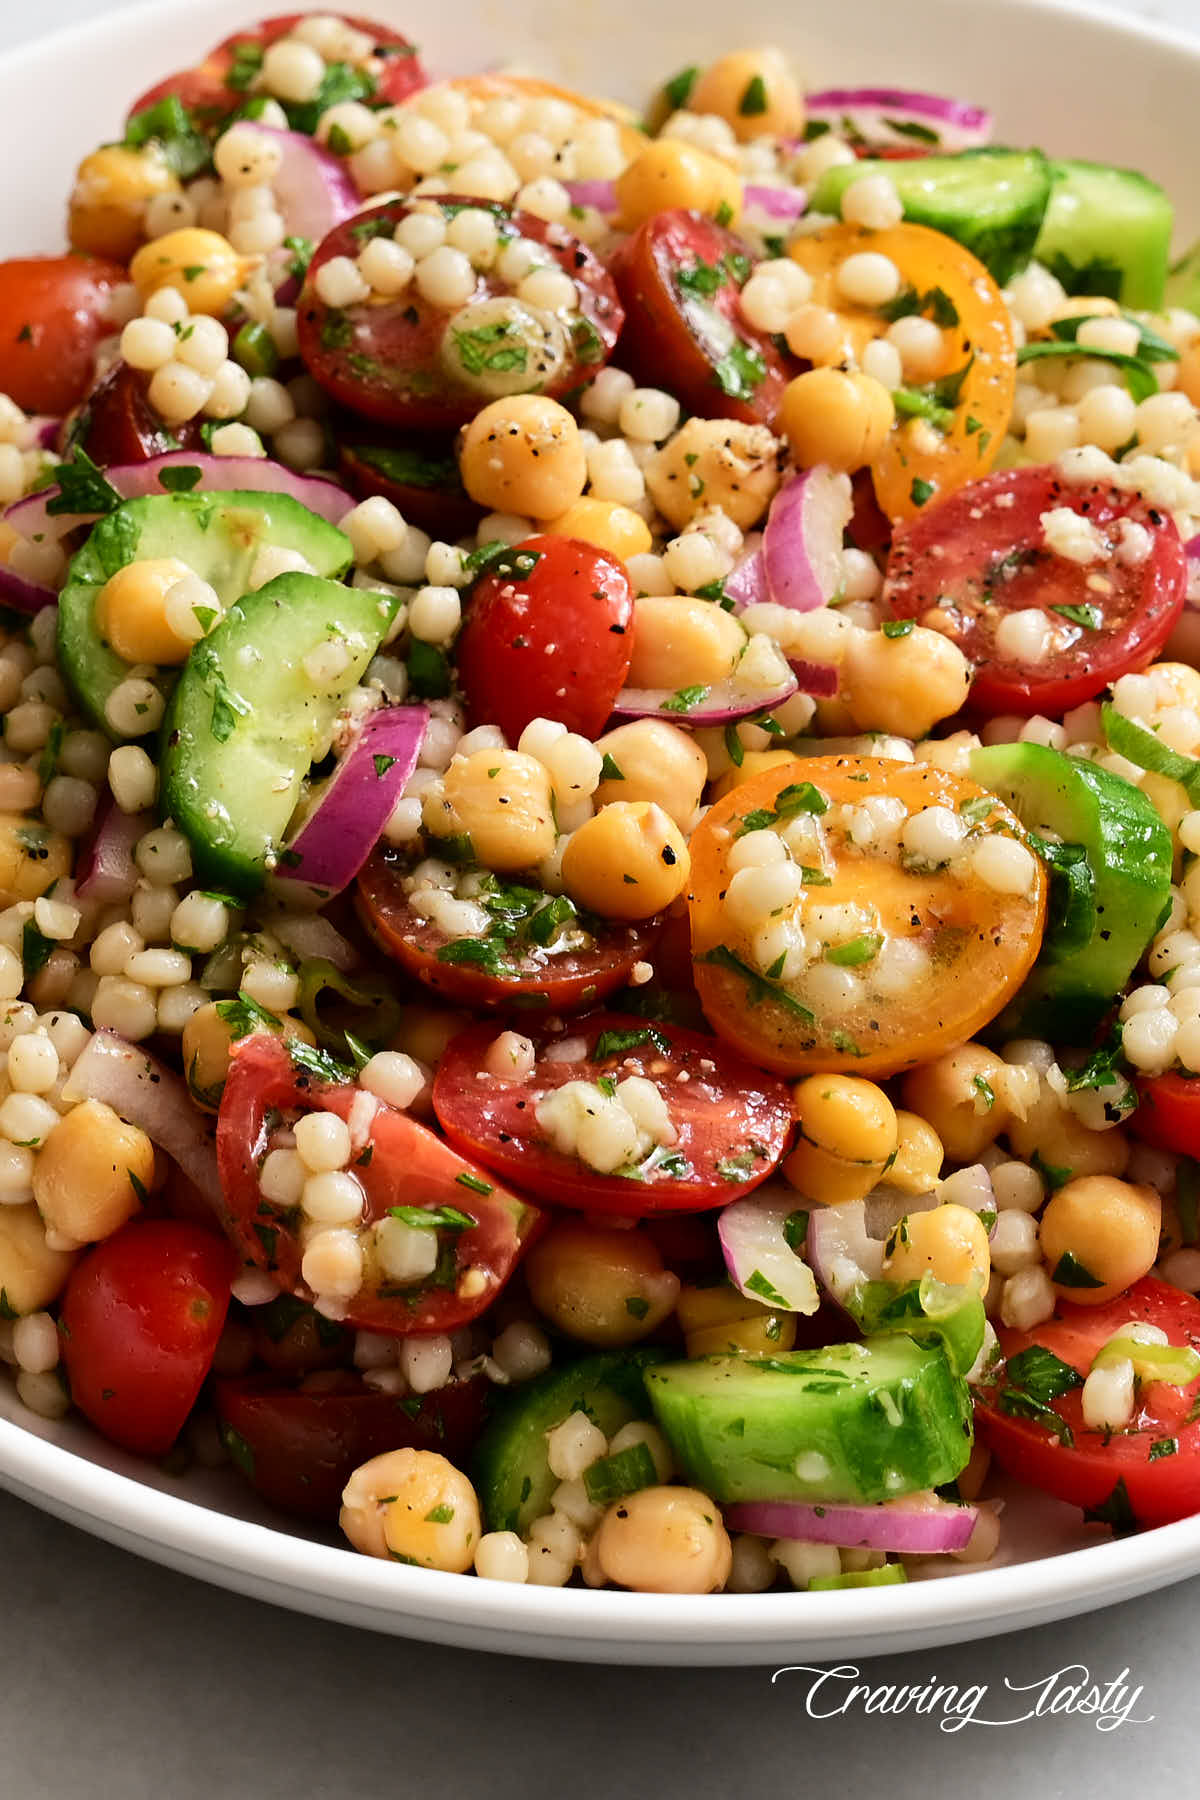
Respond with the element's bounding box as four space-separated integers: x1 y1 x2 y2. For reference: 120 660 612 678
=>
472 1349 667 1535
850 1277 986 1378
970 742 1172 1042
57 490 352 738
1033 159 1173 311
811 148 1051 285
646 1340 973 1505
161 572 399 896
1166 241 1200 315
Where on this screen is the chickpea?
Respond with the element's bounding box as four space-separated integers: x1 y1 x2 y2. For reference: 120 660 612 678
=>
182 1002 316 1109
432 748 557 873
340 1448 481 1572
883 1202 992 1291
644 419 781 531
129 228 249 317
780 368 895 472
593 719 708 831
0 1203 77 1313
901 1045 1013 1164
561 801 690 920
676 1280 797 1356
1178 337 1200 409
95 556 196 667
458 395 587 519
594 1486 732 1593
525 1218 680 1346
1039 1175 1161 1304
886 1110 945 1196
689 47 804 143
391 1003 470 1068
69 143 181 261
614 140 743 231
785 1073 898 1206
32 1100 154 1247
712 749 801 798
1147 660 1200 713
541 497 652 560
0 815 71 904
841 626 972 739
628 596 746 690
1005 1083 1130 1181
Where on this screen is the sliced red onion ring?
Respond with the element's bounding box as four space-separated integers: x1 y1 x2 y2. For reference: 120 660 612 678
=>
0 566 55 613
273 704 428 902
724 549 768 611
253 126 361 245
719 1188 820 1315
805 88 993 153
28 416 61 451
743 183 808 221
61 1030 220 1206
805 1199 884 1307
762 465 853 615
564 179 617 212
612 669 798 726
725 1494 977 1553
787 657 839 698
74 800 152 903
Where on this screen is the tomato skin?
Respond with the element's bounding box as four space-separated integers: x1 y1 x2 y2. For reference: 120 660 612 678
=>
336 431 483 542
65 360 206 466
884 465 1187 717
609 210 799 427
1131 1075 1200 1156
455 534 634 743
215 1371 489 1519
975 1279 1200 1527
356 849 660 1013
433 1013 794 1215
59 1220 236 1457
0 255 128 416
216 1034 545 1334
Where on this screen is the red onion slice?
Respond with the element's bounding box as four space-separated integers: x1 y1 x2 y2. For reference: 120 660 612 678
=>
61 1030 220 1206
612 670 797 727
74 800 152 903
743 183 808 221
28 416 61 451
253 125 362 244
718 1188 819 1314
805 1199 885 1307
787 657 839 698
565 179 617 212
725 1494 977 1552
762 465 853 615
0 566 55 613
805 88 993 153
273 704 428 901
724 549 768 611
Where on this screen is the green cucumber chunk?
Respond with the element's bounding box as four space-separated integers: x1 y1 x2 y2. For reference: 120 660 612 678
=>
810 148 1051 285
1033 159 1173 310
57 490 352 739
1166 240 1200 315
970 742 1172 1042
809 1564 908 1590
645 1339 973 1505
850 1276 986 1378
472 1349 667 1535
161 572 398 896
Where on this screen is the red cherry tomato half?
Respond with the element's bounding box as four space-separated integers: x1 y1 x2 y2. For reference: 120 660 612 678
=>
0 255 129 416
455 534 634 742
298 200 622 430
336 428 483 542
974 1277 1200 1527
1131 1074 1200 1156
609 209 800 427
214 1370 489 1519
215 1033 544 1334
432 1013 794 1215
883 464 1187 718
59 1219 236 1457
66 360 206 466
356 849 660 1014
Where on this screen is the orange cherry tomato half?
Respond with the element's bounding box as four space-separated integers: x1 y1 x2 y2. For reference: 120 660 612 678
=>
787 221 1016 522
0 254 129 416
687 756 1046 1077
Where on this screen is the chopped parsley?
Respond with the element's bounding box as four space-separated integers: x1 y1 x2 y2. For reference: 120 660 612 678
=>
661 684 709 714
123 94 211 179
388 1204 477 1232
215 990 280 1040
713 339 767 400
598 753 625 782
1051 1250 1105 1288
593 1025 670 1061
735 781 828 836
909 477 935 507
455 1172 493 1197
744 1268 790 1307
700 945 815 1021
583 1441 657 1504
881 618 914 639
1052 602 1103 631
451 319 528 377
972 1074 996 1109
738 74 768 116
47 448 122 517
825 933 881 967
662 66 699 111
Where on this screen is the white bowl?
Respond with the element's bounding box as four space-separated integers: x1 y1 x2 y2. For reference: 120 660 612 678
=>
3 0 1200 1664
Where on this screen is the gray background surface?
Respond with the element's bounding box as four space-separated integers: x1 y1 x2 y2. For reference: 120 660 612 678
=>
2 0 1199 1793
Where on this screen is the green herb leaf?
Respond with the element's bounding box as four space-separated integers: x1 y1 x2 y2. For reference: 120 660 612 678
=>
624 1295 650 1320
1082 1476 1139 1535
20 921 54 979
1052 602 1103 631
661 684 709 714
406 640 452 700
1149 1437 1178 1461
724 723 745 767
700 945 815 1022
745 1268 791 1307
1031 1149 1072 1191
123 94 211 179
1052 1249 1105 1288
1004 1344 1083 1404
713 339 767 400
1017 339 1159 403
825 933 881 967
662 66 699 111
47 448 122 517
593 1026 671 1061
221 1423 256 1478
598 753 624 782
738 74 768 116
287 1038 355 1084
455 1171 494 1196
388 1203 476 1232
910 476 935 507
881 618 914 639
583 1441 658 1504
783 1209 808 1251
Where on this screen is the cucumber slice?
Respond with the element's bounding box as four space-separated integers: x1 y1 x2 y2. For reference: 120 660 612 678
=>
811 148 1051 285
1033 159 1173 311
851 1277 986 1378
646 1340 972 1505
472 1349 667 1535
161 572 399 896
57 491 352 738
1166 240 1200 315
970 742 1172 1042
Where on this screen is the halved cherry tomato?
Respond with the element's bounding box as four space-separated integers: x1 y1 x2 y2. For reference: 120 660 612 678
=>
432 1013 793 1215
846 467 892 556
0 255 128 416
336 428 483 542
250 1291 352 1374
59 1218 236 1457
215 1370 489 1519
215 1034 544 1333
65 360 206 466
356 848 659 1014
883 465 1187 717
609 210 800 427
688 756 1046 1076
129 14 425 124
298 199 622 430
788 222 1015 522
1131 1074 1200 1157
975 1278 1200 1528
454 534 634 742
